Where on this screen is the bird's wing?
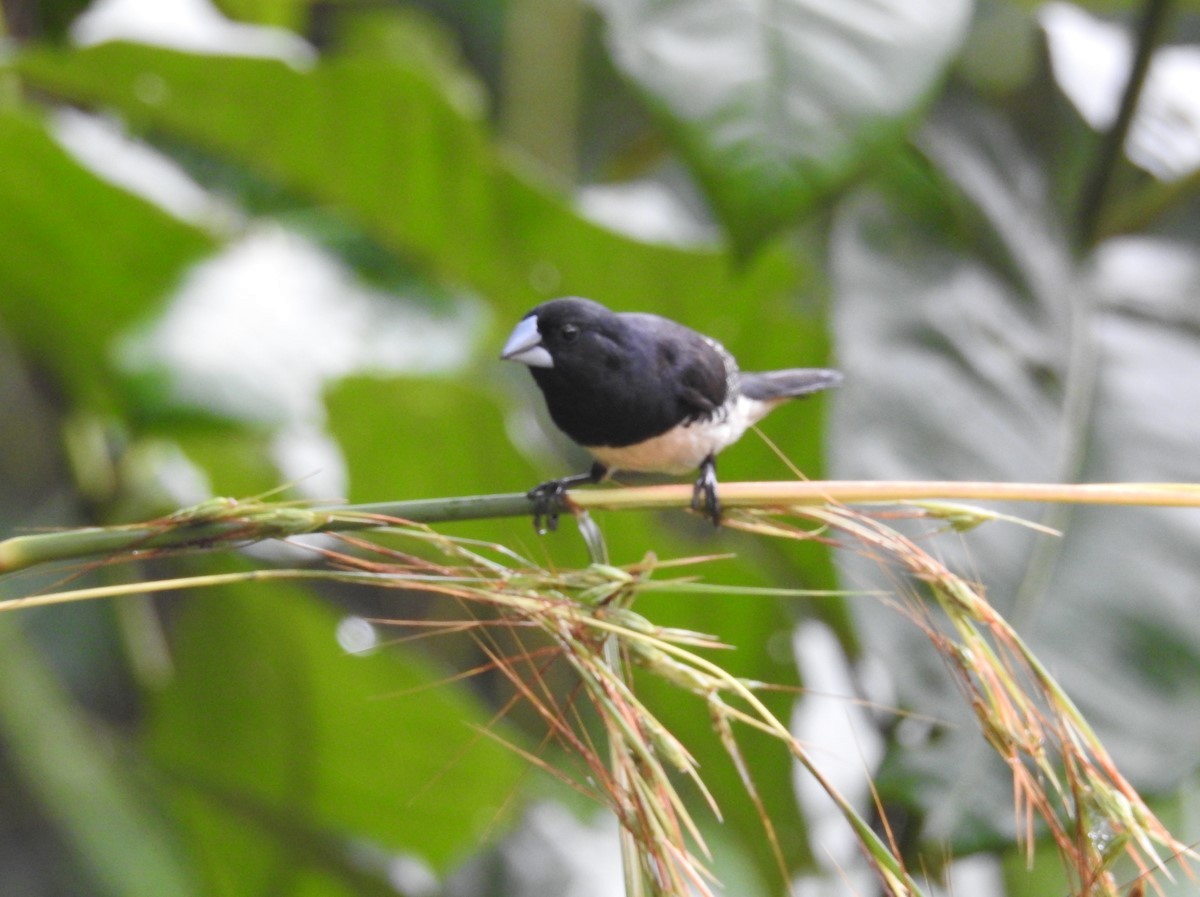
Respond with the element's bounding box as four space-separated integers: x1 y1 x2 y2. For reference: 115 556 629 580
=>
620 312 732 418
674 339 735 423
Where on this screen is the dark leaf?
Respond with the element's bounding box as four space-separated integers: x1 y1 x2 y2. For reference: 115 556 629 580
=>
829 99 1200 845
592 0 973 252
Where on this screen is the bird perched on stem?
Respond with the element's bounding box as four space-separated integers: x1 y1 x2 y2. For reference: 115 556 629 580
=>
501 297 841 532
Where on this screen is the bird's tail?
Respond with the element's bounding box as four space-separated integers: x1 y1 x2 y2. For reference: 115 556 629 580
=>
740 368 842 401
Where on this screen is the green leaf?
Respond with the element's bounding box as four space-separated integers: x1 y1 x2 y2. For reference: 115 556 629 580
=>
591 0 974 252
828 102 1076 846
0 617 196 897
12 40 800 321
171 426 283 498
14 42 507 283
326 371 609 571
145 580 525 879
829 98 1200 847
1034 237 1200 789
211 0 308 29
326 374 540 502
0 111 215 406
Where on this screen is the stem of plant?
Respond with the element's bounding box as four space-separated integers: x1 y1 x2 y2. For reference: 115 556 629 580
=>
1076 0 1175 245
3 481 1200 574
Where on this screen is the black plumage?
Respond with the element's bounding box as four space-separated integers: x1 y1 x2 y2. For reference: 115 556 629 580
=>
501 297 841 531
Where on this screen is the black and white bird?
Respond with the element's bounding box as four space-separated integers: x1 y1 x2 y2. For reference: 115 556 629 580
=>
501 297 841 531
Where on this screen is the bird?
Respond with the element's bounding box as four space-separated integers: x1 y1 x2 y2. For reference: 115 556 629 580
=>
501 297 841 532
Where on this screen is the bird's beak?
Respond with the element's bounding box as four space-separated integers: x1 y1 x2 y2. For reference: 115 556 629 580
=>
500 315 554 368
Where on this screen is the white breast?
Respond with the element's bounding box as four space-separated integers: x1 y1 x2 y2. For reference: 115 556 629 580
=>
585 395 777 475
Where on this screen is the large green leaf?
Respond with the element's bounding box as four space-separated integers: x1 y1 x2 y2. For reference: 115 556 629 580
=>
0 111 214 407
591 0 974 252
326 375 539 503
829 98 1200 847
13 40 794 323
146 580 525 883
0 617 196 897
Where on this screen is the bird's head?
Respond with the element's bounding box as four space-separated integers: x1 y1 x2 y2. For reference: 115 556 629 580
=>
500 297 622 375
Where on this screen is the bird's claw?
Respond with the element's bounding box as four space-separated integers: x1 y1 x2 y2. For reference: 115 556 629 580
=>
526 463 607 535
527 479 569 534
692 455 721 527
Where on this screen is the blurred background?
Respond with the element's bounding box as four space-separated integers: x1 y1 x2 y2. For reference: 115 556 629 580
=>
1 0 1200 894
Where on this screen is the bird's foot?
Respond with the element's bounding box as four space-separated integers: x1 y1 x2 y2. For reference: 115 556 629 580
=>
691 455 721 527
527 462 607 534
527 479 570 534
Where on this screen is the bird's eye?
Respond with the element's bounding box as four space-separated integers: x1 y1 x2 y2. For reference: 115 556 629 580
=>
560 323 580 342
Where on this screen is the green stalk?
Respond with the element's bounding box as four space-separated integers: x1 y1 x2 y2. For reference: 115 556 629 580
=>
567 480 1200 510
0 494 532 573
1076 0 1176 246
4 481 1200 575
499 0 584 178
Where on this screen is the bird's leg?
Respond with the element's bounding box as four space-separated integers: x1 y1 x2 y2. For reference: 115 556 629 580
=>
692 454 721 527
527 461 607 534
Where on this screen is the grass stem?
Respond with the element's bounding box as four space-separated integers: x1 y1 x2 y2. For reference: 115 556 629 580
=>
4 481 1200 574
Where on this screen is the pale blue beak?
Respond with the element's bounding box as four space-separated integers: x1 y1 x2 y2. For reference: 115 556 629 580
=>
501 315 553 368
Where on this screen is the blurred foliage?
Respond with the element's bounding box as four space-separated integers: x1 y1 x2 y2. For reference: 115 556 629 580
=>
1 0 1200 895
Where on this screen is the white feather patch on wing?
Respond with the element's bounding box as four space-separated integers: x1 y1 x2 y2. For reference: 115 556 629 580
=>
585 394 778 474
